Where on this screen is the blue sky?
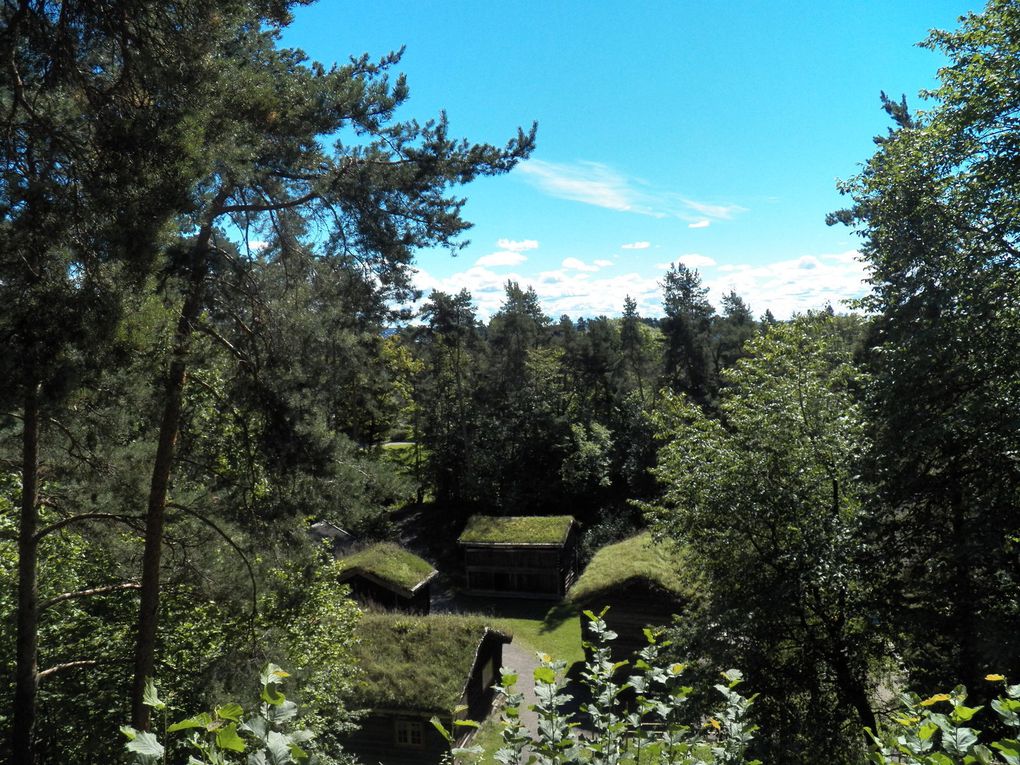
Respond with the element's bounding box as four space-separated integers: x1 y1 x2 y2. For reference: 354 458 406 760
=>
283 1 978 319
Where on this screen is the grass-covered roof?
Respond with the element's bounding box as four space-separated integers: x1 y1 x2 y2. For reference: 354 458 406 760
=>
351 614 511 714
568 532 693 603
335 542 437 596
458 515 574 546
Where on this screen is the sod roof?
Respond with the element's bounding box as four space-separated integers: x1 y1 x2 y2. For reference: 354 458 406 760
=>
335 543 437 597
568 532 693 604
351 613 511 714
458 515 575 546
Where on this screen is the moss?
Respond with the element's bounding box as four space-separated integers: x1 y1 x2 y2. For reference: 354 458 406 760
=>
351 613 511 714
568 532 693 603
336 542 436 593
458 515 574 546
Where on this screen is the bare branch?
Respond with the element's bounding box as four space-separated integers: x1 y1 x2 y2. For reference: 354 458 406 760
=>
41 582 141 610
35 512 145 541
167 503 258 626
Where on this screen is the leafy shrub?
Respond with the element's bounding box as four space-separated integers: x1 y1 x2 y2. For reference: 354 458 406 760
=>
869 677 1020 765
122 665 322 765
435 610 761 765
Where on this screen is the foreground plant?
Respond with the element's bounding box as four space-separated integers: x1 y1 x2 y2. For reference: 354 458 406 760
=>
122 664 317 765
869 676 1020 764
439 610 760 765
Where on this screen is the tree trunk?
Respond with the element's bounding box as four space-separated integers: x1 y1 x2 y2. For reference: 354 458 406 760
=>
12 377 40 764
131 213 220 728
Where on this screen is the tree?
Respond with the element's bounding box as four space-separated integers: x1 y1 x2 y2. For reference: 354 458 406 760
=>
0 2 231 757
659 264 715 404
415 289 483 508
829 0 1020 692
647 315 879 763
127 22 534 728
711 290 757 377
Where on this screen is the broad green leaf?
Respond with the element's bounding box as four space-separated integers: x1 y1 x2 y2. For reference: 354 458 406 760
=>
168 713 213 732
216 703 244 722
143 678 166 711
126 730 165 759
431 716 452 742
534 666 556 684
216 723 246 752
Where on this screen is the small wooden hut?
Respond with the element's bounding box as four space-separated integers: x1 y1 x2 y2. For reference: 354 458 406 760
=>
568 532 691 660
343 613 511 765
336 542 438 614
458 515 578 599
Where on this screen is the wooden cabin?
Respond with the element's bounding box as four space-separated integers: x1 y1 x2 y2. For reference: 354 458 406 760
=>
336 543 438 614
458 515 578 599
568 532 691 660
343 614 511 765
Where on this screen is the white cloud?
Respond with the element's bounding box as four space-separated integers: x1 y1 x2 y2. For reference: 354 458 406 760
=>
688 220 711 229
704 251 869 318
411 250 870 321
656 253 717 270
517 159 745 223
497 238 539 252
621 241 651 250
245 240 269 252
562 257 600 272
594 259 614 268
476 251 528 267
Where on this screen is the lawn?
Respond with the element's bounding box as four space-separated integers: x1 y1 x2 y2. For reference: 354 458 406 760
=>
454 595 584 666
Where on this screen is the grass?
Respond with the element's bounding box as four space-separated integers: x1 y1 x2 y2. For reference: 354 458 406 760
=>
457 596 584 666
351 613 511 715
335 542 436 593
458 515 575 546
568 532 694 604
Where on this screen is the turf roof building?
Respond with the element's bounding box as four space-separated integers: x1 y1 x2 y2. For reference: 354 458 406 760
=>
336 542 438 614
343 613 511 764
567 532 691 659
458 515 578 599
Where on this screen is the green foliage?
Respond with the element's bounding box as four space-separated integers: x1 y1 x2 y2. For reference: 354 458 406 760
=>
830 0 1020 691
647 313 878 763
869 677 1020 765
122 665 319 765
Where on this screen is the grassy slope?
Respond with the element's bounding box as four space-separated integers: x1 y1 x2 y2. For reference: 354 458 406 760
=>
568 532 694 604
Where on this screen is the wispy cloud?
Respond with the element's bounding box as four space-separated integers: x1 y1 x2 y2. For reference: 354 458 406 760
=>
497 238 539 252
516 159 746 223
688 220 711 229
516 160 633 211
594 259 614 267
621 241 651 250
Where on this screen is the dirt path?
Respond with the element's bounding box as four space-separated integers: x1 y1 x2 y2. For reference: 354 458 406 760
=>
499 640 542 735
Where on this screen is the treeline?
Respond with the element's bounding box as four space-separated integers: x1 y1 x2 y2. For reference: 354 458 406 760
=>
397 273 762 547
